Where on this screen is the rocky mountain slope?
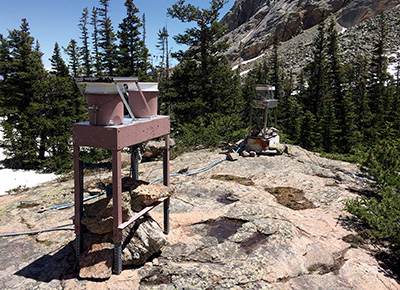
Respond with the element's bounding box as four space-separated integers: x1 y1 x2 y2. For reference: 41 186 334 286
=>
221 0 400 74
0 147 399 289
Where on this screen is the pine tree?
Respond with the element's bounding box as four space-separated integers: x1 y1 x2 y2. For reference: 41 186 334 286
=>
41 44 87 171
1 19 48 168
98 0 116 75
368 13 392 139
300 110 319 150
270 34 282 100
0 34 10 116
79 7 92 76
156 27 169 80
42 78 87 172
65 39 80 77
303 20 328 115
280 70 303 143
319 93 338 152
302 19 337 151
117 0 149 77
345 134 400 253
246 58 270 86
142 13 146 45
326 19 357 153
285 94 303 144
168 0 245 145
91 6 102 75
393 52 400 133
156 26 172 114
50 42 69 77
350 55 372 144
0 34 10 81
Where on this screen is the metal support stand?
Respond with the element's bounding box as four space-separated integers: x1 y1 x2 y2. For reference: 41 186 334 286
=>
248 85 278 136
73 116 170 275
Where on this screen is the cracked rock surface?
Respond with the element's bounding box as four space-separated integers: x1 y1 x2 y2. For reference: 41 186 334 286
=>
0 146 399 289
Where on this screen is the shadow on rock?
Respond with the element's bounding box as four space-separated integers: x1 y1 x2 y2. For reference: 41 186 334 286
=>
375 251 400 283
337 215 364 232
14 242 77 282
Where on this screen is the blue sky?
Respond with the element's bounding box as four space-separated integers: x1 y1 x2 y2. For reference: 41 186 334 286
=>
0 0 234 69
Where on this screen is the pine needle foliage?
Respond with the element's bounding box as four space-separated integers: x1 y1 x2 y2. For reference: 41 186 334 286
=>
167 0 246 146
0 19 86 172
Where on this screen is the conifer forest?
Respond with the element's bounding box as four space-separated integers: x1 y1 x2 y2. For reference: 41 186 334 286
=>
1 0 400 262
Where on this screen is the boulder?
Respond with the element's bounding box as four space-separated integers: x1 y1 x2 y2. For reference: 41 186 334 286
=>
81 191 133 235
143 139 176 159
122 215 167 266
79 235 114 279
226 152 239 161
81 180 172 233
130 183 172 212
269 142 287 154
79 214 167 279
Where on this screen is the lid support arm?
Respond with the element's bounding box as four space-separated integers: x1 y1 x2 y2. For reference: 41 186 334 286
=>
115 81 136 121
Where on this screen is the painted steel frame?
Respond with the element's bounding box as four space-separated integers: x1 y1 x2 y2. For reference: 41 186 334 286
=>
73 116 170 275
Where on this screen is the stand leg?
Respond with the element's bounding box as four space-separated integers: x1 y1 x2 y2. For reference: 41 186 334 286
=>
74 145 84 264
263 108 269 136
163 136 170 234
112 149 123 274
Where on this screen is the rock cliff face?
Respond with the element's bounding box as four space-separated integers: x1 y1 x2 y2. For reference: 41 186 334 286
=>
221 0 399 65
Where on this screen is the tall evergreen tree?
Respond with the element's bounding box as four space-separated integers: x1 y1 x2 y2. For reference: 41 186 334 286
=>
168 0 245 145
1 19 88 172
368 12 392 138
1 19 48 168
349 55 372 144
50 42 69 77
91 6 102 75
65 39 80 77
326 19 357 153
79 7 92 76
36 43 86 171
279 70 302 143
301 19 336 151
117 0 149 77
0 34 10 116
156 26 172 114
0 34 10 81
142 13 146 45
98 0 116 75
156 27 169 79
393 52 400 132
303 20 328 116
299 110 319 150
270 34 282 100
284 94 303 144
